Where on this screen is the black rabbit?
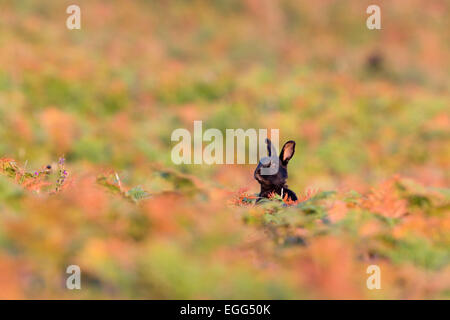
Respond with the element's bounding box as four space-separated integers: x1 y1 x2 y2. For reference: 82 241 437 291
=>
254 138 297 203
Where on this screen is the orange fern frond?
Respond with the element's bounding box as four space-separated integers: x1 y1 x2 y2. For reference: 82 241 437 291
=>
362 176 408 218
297 188 320 202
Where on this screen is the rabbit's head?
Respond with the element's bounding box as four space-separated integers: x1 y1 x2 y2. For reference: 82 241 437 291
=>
254 139 296 191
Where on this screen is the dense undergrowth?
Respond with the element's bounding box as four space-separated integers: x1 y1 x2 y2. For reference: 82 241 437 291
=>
0 158 449 299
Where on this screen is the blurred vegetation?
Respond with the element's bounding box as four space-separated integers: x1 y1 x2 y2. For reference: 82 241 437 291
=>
0 0 449 299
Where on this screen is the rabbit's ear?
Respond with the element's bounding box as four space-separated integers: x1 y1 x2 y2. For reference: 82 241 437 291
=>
279 141 296 165
265 138 272 157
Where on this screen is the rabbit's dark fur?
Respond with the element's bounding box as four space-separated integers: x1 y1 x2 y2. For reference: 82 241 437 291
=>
254 139 297 203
